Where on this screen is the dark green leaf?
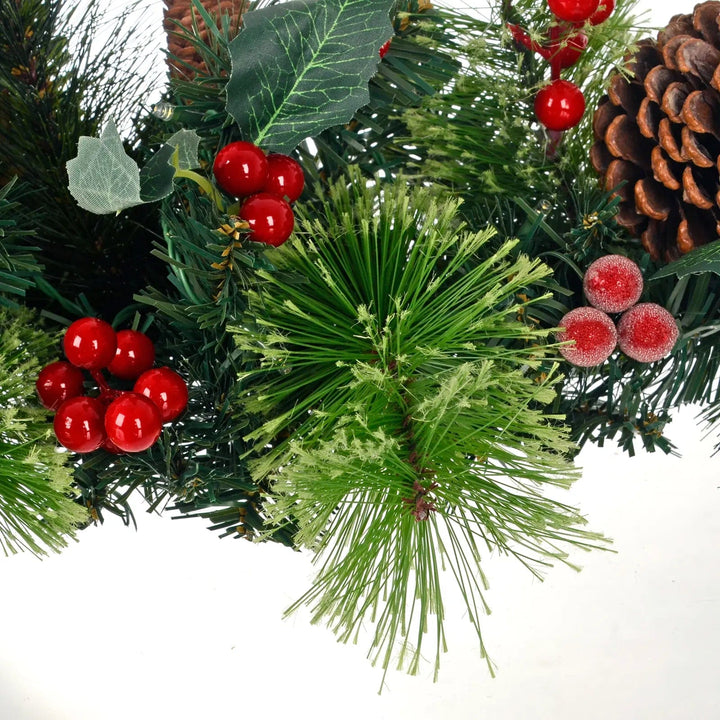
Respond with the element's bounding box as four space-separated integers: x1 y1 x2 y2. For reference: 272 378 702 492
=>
650 241 720 280
226 0 394 153
140 144 176 202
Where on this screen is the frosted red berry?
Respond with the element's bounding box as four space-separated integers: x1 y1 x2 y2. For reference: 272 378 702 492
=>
36 360 85 410
617 303 678 363
534 79 586 131
588 0 614 25
107 329 156 380
547 0 600 23
213 141 269 198
63 317 117 370
104 392 163 453
583 255 644 313
134 367 188 423
557 307 617 367
240 192 295 246
53 396 107 453
263 153 305 203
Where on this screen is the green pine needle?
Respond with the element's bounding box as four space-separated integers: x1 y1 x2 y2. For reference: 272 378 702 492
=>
232 170 608 681
0 306 87 556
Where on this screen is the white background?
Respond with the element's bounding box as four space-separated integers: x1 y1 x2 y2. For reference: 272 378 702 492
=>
2 1 718 718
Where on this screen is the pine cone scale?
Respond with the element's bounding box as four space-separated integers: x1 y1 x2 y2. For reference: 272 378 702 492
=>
662 81 691 121
676 37 720 84
637 97 662 138
681 125 714 166
651 145 682 189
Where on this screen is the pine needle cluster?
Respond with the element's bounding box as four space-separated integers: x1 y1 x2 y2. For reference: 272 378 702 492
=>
0 307 87 556
233 171 606 677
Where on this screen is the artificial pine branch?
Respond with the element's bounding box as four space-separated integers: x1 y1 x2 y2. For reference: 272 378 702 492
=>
0 306 87 556
232 170 608 679
0 0 165 317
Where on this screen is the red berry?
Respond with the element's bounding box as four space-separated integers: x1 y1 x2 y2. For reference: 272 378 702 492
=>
534 79 586 131
548 31 588 69
106 329 156 380
53 396 106 453
213 141 269 198
617 303 678 363
588 0 614 25
379 39 392 58
547 0 600 23
583 255 644 313
63 317 117 370
240 192 295 246
263 153 305 203
557 307 617 367
104 393 162 453
133 367 188 423
36 361 85 410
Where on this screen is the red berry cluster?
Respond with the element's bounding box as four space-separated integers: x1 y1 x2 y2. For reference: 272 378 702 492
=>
212 141 305 247
557 255 679 366
36 317 189 454
508 0 615 132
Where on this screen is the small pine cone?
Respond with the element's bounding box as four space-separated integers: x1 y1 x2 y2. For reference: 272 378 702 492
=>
164 0 248 78
591 1 720 263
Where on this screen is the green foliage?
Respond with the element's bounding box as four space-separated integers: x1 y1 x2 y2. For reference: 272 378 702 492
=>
0 306 87 556
66 122 205 214
0 0 165 316
227 0 395 153
0 178 42 306
233 171 607 678
650 242 720 281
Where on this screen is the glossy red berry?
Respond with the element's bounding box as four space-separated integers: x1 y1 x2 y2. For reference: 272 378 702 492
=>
106 329 156 380
63 317 117 370
379 39 392 58
617 303 678 363
583 255 644 313
53 396 107 453
534 79 586 131
556 307 617 367
213 141 269 198
263 154 305 203
240 192 295 246
36 361 85 410
588 0 614 25
547 0 599 23
104 392 162 453
134 367 188 423
548 31 588 69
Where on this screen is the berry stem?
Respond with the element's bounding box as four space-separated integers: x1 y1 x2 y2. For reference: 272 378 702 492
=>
90 369 123 403
174 168 226 211
507 23 553 60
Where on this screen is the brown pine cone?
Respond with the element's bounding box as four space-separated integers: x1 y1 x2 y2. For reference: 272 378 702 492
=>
591 1 720 262
164 0 248 78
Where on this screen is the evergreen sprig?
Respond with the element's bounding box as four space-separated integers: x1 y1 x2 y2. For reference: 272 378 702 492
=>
0 306 87 556
0 0 164 316
232 170 607 679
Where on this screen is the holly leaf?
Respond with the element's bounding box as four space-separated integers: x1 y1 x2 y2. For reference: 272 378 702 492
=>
66 120 143 214
650 241 720 280
226 0 394 153
68 124 202 214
